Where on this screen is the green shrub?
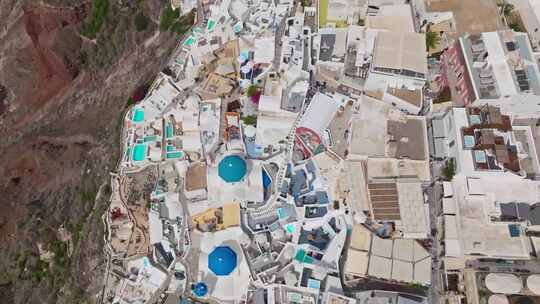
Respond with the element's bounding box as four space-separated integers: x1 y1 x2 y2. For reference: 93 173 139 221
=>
81 0 109 38
134 12 150 32
246 85 258 97
80 190 97 203
160 6 180 31
126 97 136 107
443 158 456 181
426 31 440 52
54 241 68 265
242 115 257 126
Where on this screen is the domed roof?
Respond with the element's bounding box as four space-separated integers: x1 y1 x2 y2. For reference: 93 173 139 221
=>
193 282 208 297
208 246 237 276
218 155 247 183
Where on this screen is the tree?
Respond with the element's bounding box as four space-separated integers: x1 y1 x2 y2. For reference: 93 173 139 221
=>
242 115 257 126
246 85 259 97
502 1 515 18
160 6 180 31
134 12 150 32
426 31 440 52
442 158 456 181
81 0 109 38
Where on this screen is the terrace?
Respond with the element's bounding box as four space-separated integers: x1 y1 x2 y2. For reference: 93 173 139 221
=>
462 106 521 173
460 31 540 100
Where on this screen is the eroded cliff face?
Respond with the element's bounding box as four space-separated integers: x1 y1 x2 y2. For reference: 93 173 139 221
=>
0 0 177 302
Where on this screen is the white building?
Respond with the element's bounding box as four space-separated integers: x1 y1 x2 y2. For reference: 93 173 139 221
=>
515 0 540 50
432 104 540 260
457 30 540 100
346 96 430 238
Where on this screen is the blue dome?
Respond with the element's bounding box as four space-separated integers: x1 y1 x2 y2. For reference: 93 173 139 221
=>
218 155 247 183
208 246 237 276
193 282 208 297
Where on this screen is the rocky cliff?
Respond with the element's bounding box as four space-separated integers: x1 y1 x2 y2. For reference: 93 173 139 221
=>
0 0 178 302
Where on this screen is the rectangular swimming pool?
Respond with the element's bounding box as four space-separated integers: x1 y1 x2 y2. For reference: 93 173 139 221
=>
207 20 216 32
132 144 147 162
132 108 145 123
464 135 475 148
167 151 184 159
184 36 196 47
144 135 157 142
166 124 173 138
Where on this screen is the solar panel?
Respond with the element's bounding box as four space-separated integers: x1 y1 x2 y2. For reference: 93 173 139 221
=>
369 183 401 220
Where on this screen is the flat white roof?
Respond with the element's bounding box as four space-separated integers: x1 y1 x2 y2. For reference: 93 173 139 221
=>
345 250 370 276
254 36 276 64
148 211 163 244
366 16 414 33
443 181 454 197
413 257 432 285
368 255 392 280
349 96 388 156
255 115 296 147
371 237 393 258
482 31 519 97
443 197 457 215
396 181 428 238
299 92 341 136
392 259 413 283
393 238 414 261
451 174 536 259
373 31 427 76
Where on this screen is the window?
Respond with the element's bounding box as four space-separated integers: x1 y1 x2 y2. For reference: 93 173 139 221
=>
449 140 455 148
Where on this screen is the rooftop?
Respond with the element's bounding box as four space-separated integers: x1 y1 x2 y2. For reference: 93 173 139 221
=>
346 237 432 286
349 96 428 162
426 0 501 35
372 31 427 79
460 31 540 99
186 162 208 191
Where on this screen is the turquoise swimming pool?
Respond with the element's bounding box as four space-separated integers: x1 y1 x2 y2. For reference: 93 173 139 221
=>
464 135 475 148
167 151 184 159
233 22 242 33
132 144 147 162
132 108 145 123
277 208 286 220
184 36 196 47
286 224 295 234
207 20 216 32
166 124 173 138
144 135 157 142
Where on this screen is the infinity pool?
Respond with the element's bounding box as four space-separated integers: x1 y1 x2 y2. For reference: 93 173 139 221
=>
132 108 145 123
132 144 147 162
167 151 184 159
